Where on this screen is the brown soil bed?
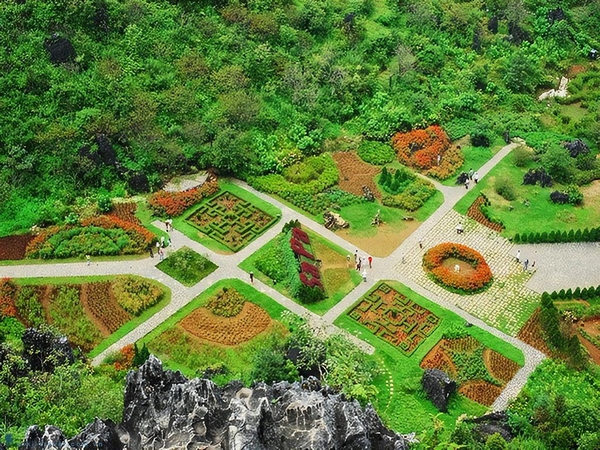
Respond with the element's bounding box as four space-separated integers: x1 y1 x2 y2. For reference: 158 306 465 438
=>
332 152 381 198
81 282 131 335
517 309 552 356
458 380 502 407
484 348 520 384
0 234 33 260
337 220 420 257
180 302 271 346
578 334 600 366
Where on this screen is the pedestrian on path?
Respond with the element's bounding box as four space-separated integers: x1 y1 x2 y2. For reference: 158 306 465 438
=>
362 269 367 282
465 178 470 189
368 256 372 268
86 254 91 266
166 218 173 232
250 272 254 284
160 236 165 248
354 250 358 263
419 239 423 249
148 245 154 258
456 223 464 234
516 249 521 263
356 259 362 271
158 247 164 261
523 259 529 271
474 172 479 183
468 168 474 179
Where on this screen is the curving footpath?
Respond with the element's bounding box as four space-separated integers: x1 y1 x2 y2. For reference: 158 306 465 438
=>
1 141 554 412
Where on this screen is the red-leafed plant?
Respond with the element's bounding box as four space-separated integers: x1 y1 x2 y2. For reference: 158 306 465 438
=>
148 180 219 217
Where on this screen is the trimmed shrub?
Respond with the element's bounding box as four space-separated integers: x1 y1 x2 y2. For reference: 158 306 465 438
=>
357 140 395 165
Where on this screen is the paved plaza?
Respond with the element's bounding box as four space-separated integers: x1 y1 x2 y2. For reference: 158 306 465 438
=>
3 141 598 411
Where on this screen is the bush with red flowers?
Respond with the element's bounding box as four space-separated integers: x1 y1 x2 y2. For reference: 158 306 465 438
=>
391 126 463 180
423 243 493 293
148 179 219 217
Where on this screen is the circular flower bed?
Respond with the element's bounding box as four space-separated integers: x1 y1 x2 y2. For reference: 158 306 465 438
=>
423 243 493 293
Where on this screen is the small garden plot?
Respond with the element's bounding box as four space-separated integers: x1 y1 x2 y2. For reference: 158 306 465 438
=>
110 202 141 224
180 288 272 346
332 152 381 199
420 336 521 406
186 191 277 252
143 279 289 384
240 223 361 315
0 233 33 260
3 276 166 353
378 166 436 211
156 247 217 286
348 282 440 356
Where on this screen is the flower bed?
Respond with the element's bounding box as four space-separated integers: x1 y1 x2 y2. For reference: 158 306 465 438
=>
180 300 271 346
186 191 276 252
0 233 33 260
467 195 504 232
82 281 131 333
148 179 219 217
25 215 155 259
110 202 141 224
391 126 463 180
290 227 324 293
423 243 493 293
420 336 521 406
348 282 440 356
0 278 17 318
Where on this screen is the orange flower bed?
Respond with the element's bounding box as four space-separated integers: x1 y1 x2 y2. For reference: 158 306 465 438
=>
0 278 17 318
423 243 493 293
391 125 451 170
180 302 271 346
148 179 219 217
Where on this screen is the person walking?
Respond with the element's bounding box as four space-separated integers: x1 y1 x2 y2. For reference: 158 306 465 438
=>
368 256 373 268
465 178 470 189
523 259 529 271
250 272 254 284
86 254 91 266
473 172 479 184
468 168 474 179
516 249 521 263
362 269 367 282
354 250 358 263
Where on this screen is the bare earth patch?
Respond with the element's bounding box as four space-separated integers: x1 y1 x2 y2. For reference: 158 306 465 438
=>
338 220 420 257
332 152 381 198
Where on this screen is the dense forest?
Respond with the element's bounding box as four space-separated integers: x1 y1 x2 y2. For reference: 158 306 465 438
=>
0 0 599 235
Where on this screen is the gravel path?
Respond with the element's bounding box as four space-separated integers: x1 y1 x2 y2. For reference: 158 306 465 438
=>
1 141 563 412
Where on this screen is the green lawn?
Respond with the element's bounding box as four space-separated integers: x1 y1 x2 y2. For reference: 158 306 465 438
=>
454 154 600 237
172 180 282 254
334 280 524 434
139 279 290 383
440 140 506 186
156 247 218 286
239 227 362 316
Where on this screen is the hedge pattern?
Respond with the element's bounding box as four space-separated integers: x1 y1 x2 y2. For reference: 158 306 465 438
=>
349 282 440 356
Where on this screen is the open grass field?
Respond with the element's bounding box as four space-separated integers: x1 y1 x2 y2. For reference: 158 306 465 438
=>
335 280 524 433
140 279 289 384
454 155 600 237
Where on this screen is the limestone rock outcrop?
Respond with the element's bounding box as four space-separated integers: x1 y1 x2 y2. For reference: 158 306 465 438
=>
421 369 456 413
20 356 411 450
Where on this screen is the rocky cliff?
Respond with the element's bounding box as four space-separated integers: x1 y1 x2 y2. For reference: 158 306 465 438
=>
19 356 413 450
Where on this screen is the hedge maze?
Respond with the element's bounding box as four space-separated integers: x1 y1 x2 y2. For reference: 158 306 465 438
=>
186 192 276 251
349 282 440 355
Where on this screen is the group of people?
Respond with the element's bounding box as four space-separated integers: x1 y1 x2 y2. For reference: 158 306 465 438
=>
348 250 372 282
465 168 480 189
515 249 535 271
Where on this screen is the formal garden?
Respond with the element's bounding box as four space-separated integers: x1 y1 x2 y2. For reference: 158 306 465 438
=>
140 279 289 384
0 275 169 354
335 281 524 432
239 221 361 315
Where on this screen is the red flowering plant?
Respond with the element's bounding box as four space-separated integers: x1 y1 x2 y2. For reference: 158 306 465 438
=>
290 237 315 260
289 227 324 292
148 180 219 217
423 243 493 293
391 125 461 179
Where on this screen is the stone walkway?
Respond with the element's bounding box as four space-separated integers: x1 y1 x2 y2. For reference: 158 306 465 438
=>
1 141 565 412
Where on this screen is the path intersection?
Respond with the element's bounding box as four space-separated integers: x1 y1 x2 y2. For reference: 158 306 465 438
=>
4 141 596 412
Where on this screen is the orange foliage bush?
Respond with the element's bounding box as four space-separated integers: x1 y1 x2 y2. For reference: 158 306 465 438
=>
391 125 451 170
148 180 219 217
0 278 17 317
425 146 464 180
423 243 493 293
113 344 135 371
